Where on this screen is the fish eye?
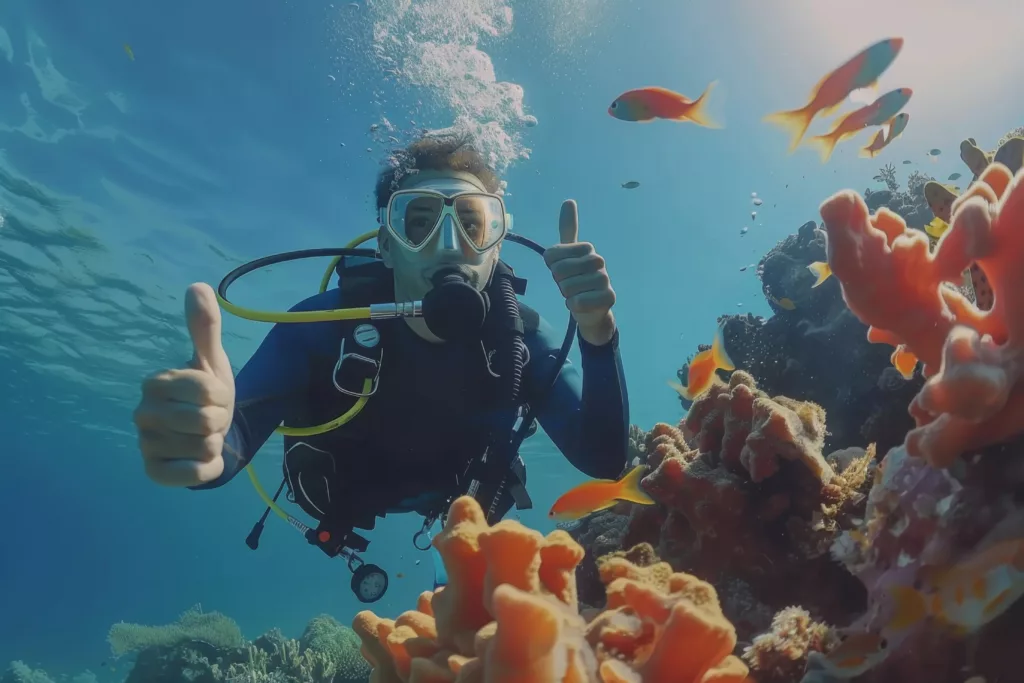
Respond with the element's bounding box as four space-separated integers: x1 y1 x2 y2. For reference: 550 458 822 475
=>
610 101 617 108
879 638 888 649
838 633 848 642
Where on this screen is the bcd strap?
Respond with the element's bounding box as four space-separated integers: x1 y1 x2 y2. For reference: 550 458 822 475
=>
333 322 384 397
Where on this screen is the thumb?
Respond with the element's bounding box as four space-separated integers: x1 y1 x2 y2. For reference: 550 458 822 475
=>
558 199 579 245
185 282 233 385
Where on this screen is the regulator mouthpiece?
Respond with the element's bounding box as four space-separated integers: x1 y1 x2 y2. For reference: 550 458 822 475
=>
422 268 489 341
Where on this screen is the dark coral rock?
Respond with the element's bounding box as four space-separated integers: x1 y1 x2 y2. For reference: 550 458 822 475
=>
702 220 922 455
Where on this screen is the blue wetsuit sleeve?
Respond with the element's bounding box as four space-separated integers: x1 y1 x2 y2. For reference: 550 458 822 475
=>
525 317 629 480
189 295 329 490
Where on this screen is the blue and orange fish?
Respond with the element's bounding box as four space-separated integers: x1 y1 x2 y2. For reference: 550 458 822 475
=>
764 37 904 152
608 81 721 128
860 112 910 158
809 87 913 162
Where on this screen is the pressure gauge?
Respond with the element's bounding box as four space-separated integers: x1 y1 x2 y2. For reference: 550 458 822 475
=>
351 563 389 603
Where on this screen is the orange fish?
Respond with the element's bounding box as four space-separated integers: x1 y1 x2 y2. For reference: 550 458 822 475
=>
608 81 721 127
890 345 918 379
667 322 734 401
886 538 1024 634
809 87 913 163
819 631 890 678
764 37 904 152
548 464 654 521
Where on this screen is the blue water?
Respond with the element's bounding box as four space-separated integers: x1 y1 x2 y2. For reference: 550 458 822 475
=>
1 0 1021 678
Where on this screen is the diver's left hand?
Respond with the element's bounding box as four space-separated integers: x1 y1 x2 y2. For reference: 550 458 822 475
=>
544 199 617 346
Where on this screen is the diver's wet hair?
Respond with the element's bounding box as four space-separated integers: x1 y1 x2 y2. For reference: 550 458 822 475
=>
374 133 501 210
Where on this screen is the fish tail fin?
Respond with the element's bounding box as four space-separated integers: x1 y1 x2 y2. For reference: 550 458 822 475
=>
763 104 815 153
807 261 833 288
886 585 930 632
616 464 655 505
667 379 693 401
860 130 886 158
711 322 735 371
809 130 841 163
679 80 722 128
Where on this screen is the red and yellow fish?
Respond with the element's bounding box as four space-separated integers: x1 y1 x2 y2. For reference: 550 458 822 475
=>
667 322 734 401
764 37 904 152
548 464 655 521
608 81 721 127
809 87 913 162
886 538 1024 635
860 112 910 158
818 631 890 678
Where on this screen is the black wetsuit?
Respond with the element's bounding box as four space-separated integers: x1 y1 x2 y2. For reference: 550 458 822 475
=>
191 286 629 519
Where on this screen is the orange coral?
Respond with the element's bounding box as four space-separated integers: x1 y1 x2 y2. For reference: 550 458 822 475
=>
352 496 750 682
820 163 1024 467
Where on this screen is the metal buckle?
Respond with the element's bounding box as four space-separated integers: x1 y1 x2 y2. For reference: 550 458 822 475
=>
332 337 381 398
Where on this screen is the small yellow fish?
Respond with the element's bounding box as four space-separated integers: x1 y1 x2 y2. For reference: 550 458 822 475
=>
887 538 1024 635
123 43 135 61
924 217 949 239
548 464 655 521
820 631 890 678
770 295 797 310
807 261 833 288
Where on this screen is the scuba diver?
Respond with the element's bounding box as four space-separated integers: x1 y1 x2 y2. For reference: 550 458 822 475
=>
132 134 629 601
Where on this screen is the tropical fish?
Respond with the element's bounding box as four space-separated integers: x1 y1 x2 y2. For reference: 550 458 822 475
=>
621 181 640 189
547 464 655 521
807 261 833 288
928 148 942 156
667 322 734 401
123 43 135 61
818 631 890 678
947 172 962 181
886 538 1024 635
902 160 912 164
860 113 910 158
809 88 913 163
923 217 949 239
860 130 888 158
771 295 797 310
890 345 918 379
608 81 721 127
763 37 904 152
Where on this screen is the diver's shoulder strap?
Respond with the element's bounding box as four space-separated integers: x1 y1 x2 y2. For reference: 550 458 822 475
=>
330 259 393 398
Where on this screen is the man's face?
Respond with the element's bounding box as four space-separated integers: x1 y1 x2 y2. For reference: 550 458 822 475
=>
380 172 502 300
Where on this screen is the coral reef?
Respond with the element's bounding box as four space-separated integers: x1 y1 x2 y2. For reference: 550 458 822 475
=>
741 607 836 683
863 165 934 229
705 218 922 457
820 162 1024 467
634 373 871 633
102 609 369 683
353 495 750 682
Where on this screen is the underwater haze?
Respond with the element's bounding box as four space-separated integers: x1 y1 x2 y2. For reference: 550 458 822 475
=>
2 0 1023 681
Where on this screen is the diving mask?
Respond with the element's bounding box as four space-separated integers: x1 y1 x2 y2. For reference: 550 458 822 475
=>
381 188 512 254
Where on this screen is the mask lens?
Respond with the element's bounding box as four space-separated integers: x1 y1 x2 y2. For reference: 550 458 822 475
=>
389 193 445 247
453 194 505 250
389 191 506 251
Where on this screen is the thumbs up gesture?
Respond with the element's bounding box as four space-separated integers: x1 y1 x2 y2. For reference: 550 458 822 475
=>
543 200 617 346
134 283 236 487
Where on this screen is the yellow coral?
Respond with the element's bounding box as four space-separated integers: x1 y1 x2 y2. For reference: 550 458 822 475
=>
353 496 750 682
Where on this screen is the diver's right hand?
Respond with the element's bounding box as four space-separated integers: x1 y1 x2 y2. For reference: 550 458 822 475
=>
134 283 236 487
